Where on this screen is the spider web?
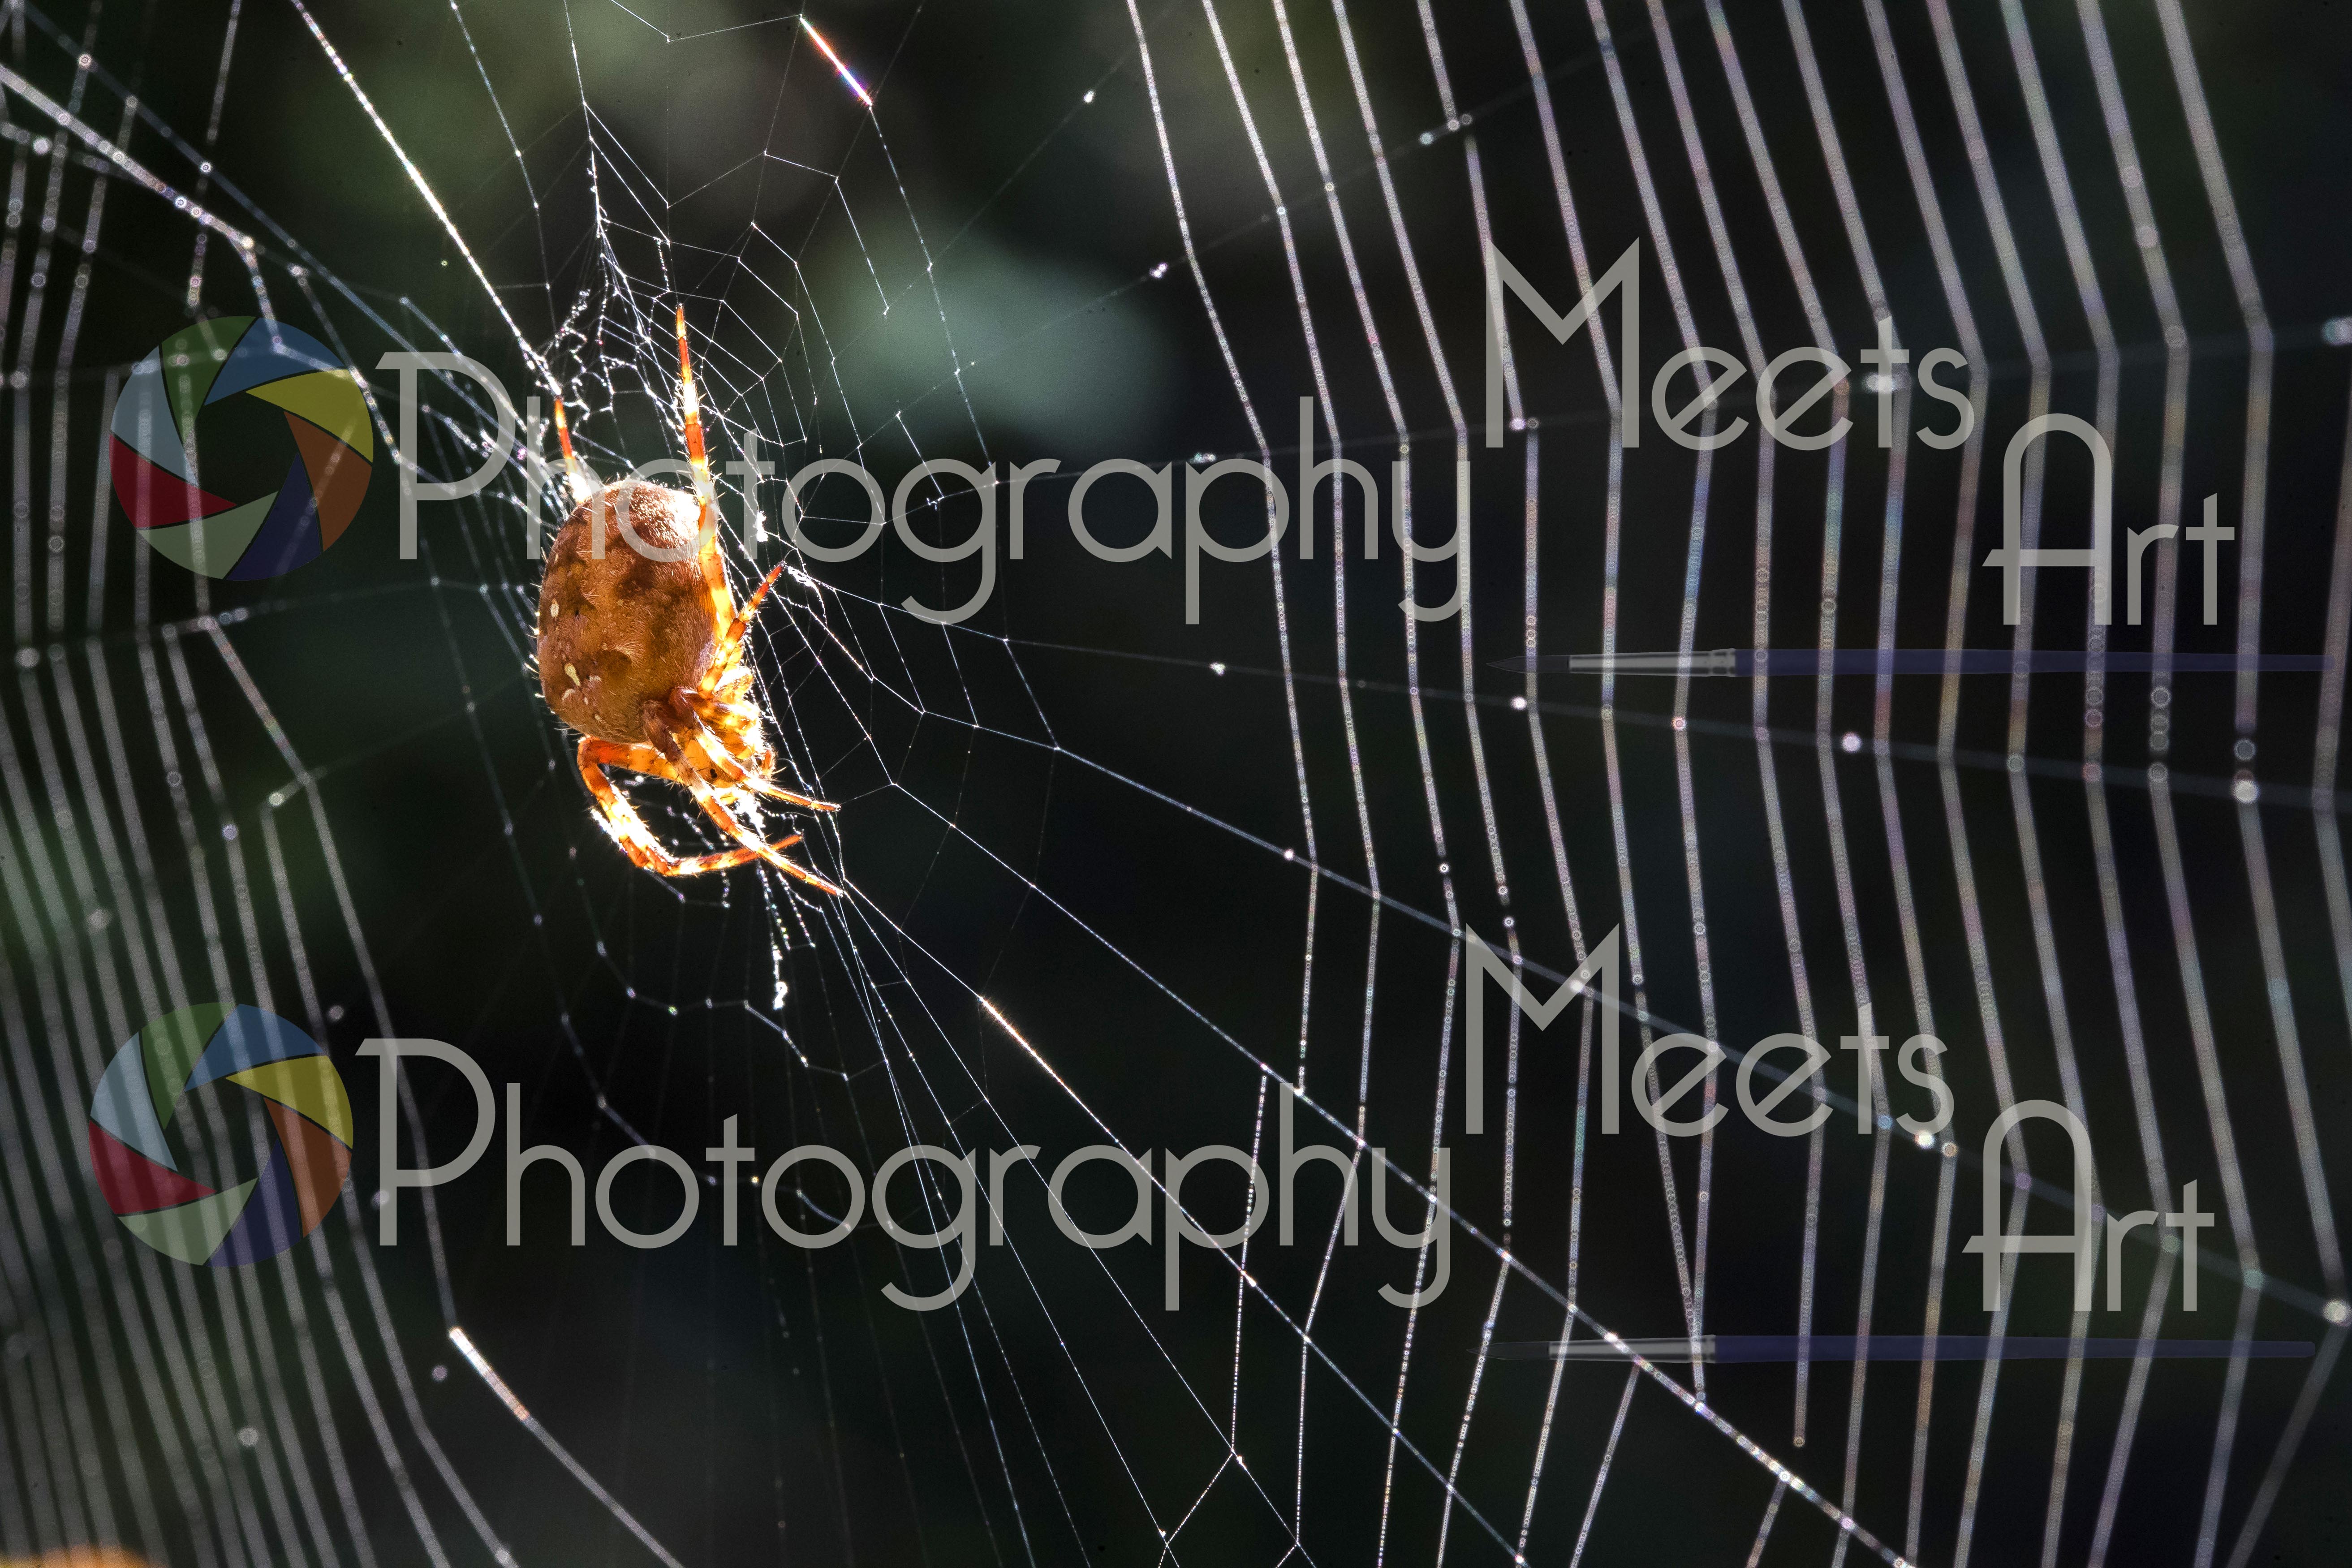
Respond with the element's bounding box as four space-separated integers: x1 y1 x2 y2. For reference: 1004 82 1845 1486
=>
0 1 2348 1566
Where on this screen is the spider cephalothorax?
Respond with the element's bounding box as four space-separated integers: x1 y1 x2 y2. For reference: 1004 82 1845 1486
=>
534 310 840 891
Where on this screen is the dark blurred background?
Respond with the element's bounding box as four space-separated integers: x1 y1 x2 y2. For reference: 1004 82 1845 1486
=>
4 0 2352 1564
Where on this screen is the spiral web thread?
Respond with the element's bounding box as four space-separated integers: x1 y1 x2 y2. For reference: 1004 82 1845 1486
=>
0 1 2346 1565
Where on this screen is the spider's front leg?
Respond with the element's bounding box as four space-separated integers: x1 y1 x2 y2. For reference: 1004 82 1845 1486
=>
673 304 750 649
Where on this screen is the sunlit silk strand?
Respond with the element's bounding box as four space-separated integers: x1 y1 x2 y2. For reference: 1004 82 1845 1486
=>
800 17 874 108
1501 650 2335 677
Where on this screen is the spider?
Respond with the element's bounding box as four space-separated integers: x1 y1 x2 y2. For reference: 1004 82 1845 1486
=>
534 307 842 892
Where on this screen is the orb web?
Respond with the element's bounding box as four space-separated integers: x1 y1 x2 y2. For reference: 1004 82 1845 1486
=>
0 2 2346 1566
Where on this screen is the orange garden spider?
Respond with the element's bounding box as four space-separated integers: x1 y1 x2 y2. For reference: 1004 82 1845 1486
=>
533 309 841 893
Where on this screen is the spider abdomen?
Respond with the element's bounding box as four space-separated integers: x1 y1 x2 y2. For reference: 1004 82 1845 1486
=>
537 482 716 744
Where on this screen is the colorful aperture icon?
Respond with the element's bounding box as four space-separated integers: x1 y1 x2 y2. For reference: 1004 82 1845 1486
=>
108 316 375 578
87 1005 354 1266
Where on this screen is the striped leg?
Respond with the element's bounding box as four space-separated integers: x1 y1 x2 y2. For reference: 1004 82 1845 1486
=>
577 738 779 876
675 687 836 812
639 709 845 896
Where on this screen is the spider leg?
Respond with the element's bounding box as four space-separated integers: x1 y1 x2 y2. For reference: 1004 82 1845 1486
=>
675 687 837 812
693 508 737 646
577 737 775 877
551 395 592 504
673 305 742 642
676 766 842 895
716 561 792 659
642 710 846 895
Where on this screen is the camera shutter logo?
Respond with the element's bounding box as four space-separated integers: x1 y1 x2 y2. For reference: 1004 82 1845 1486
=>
87 1005 353 1266
108 316 374 578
